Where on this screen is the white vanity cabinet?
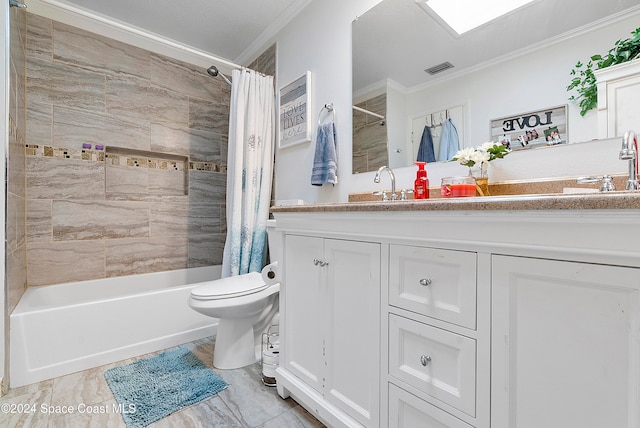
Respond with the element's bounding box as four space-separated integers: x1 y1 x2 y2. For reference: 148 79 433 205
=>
273 206 640 428
277 233 381 428
491 255 640 428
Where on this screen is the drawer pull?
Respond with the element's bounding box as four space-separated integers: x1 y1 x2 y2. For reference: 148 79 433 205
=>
313 258 329 267
420 355 432 366
419 278 432 286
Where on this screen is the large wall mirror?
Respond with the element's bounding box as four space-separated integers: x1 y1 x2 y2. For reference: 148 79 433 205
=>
352 0 640 174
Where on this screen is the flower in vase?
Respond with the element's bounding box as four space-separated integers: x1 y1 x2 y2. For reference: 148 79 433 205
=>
452 142 510 169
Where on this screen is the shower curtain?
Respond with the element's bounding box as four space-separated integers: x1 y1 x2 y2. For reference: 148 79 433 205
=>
221 69 275 277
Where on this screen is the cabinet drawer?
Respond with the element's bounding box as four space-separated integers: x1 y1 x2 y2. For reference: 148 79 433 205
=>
389 245 477 329
389 314 476 417
389 383 473 428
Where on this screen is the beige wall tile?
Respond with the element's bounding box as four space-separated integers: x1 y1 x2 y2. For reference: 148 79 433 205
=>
189 97 229 134
151 53 219 102
188 170 226 201
105 237 189 277
188 233 225 268
53 21 150 79
27 199 52 243
105 163 149 196
7 245 27 313
105 76 189 125
8 120 25 197
148 168 187 195
151 123 221 162
52 200 150 241
26 102 52 146
27 241 105 286
26 14 52 62
27 156 105 200
54 106 151 151
27 58 106 112
149 203 190 237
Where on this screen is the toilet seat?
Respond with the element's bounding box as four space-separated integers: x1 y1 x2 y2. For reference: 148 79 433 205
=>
190 272 268 300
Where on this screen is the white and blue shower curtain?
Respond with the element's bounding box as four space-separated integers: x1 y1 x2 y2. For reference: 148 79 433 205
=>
221 69 275 278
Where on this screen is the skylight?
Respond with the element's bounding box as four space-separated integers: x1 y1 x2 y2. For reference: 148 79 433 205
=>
416 0 537 36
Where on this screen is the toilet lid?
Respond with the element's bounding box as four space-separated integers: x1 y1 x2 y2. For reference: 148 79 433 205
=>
190 272 268 300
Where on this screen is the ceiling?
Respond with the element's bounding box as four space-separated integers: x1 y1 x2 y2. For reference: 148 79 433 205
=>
39 0 311 66
353 0 640 94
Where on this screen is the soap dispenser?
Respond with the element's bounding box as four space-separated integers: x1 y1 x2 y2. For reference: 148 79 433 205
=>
414 162 429 199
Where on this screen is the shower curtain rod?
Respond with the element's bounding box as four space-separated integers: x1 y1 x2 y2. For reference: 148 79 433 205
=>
207 65 267 86
352 105 385 120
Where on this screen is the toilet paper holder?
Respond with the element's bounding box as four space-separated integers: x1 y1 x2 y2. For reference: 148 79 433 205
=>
261 324 280 387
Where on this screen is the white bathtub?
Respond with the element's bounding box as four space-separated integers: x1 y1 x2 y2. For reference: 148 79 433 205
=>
10 266 221 388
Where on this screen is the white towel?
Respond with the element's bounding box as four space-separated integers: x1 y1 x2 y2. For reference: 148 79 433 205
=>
311 122 338 186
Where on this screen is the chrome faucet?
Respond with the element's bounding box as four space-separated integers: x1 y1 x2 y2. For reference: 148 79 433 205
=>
620 130 639 190
374 165 397 200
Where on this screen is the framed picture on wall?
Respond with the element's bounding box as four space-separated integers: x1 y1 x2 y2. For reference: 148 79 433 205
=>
279 71 312 148
490 105 567 151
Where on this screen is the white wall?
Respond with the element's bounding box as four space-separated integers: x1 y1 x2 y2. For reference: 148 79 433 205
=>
274 0 381 204
272 2 637 203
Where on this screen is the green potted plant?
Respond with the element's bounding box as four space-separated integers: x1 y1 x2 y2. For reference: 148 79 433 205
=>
567 27 640 116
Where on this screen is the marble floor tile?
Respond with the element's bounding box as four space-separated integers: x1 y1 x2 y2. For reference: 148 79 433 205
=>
0 337 326 428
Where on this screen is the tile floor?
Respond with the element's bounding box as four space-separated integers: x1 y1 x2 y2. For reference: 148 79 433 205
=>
0 337 325 427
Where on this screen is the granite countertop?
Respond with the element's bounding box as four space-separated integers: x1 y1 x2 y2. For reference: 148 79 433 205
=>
270 191 640 213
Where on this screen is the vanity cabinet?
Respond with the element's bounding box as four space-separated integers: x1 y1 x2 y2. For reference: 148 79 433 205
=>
491 255 640 428
278 234 381 428
273 207 640 428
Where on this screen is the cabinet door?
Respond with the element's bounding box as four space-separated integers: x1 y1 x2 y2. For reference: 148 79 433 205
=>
389 384 473 428
325 239 381 427
492 255 640 428
283 234 325 393
605 72 640 138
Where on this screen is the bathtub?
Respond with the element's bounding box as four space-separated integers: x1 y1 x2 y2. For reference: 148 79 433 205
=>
10 266 221 388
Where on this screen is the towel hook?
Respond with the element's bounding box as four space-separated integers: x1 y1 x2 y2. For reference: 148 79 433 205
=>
318 103 335 125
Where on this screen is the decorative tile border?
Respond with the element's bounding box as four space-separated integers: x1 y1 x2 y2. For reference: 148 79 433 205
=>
24 144 226 172
26 144 105 162
189 162 227 173
106 152 185 171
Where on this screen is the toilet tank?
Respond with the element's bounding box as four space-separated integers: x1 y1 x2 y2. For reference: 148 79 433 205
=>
266 219 283 264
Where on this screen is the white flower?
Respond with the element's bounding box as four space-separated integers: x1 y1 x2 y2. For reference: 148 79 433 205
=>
453 141 510 168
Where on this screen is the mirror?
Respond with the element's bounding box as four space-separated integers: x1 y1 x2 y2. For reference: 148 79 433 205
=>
352 0 640 174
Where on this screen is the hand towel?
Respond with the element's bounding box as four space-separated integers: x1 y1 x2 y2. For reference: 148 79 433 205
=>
311 122 338 186
417 125 436 163
438 118 460 162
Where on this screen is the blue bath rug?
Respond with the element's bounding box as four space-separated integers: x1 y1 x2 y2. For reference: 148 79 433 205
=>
104 347 228 428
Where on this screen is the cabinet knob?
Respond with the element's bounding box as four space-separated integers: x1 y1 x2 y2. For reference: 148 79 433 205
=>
420 355 432 366
419 278 432 286
313 258 329 267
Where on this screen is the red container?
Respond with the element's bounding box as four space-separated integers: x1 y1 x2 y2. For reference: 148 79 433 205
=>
441 176 476 198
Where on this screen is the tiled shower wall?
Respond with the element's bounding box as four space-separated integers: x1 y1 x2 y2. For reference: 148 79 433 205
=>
24 14 232 286
352 93 388 174
7 8 27 311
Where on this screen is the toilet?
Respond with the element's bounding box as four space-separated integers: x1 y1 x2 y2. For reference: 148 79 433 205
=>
188 219 282 369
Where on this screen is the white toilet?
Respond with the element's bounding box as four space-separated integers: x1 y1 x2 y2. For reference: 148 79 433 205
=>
188 219 282 369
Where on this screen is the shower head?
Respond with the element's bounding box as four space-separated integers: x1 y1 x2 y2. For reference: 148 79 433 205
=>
207 65 232 86
207 66 220 77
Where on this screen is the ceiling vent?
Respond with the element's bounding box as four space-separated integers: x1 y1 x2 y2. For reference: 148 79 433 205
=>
425 61 454 75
